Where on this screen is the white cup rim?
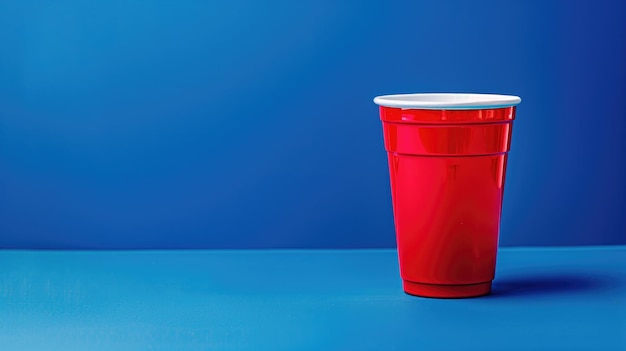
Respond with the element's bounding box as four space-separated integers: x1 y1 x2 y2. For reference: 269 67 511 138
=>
373 93 521 110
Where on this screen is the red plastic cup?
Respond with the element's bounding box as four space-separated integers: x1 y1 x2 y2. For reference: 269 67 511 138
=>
373 93 521 298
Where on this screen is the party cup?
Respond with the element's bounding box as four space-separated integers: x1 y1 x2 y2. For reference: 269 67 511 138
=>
374 93 521 298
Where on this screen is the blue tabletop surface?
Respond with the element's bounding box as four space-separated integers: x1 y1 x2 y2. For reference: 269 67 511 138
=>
0 247 625 351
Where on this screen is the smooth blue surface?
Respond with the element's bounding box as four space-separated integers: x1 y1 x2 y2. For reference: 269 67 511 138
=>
1 0 625 249
0 247 625 350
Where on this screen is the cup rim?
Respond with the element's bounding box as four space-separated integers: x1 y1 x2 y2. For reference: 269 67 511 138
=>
373 93 521 110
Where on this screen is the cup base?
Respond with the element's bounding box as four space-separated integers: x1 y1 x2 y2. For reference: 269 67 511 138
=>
403 280 492 298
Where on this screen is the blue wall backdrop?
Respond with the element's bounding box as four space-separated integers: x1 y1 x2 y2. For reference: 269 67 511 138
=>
0 0 624 249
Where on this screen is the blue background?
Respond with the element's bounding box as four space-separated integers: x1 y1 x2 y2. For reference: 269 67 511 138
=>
0 0 624 249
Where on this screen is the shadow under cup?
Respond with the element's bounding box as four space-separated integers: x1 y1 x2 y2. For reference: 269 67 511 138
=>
374 93 521 298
